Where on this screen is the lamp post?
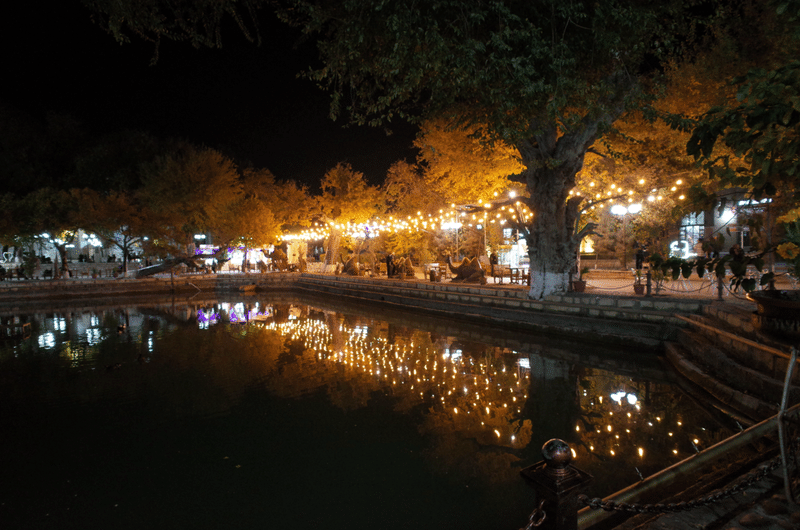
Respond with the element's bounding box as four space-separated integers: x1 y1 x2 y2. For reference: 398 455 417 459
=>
611 203 642 269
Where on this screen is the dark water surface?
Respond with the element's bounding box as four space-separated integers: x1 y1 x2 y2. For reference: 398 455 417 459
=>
0 295 735 530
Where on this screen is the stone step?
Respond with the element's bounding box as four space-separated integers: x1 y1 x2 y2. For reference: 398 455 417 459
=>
679 313 799 383
296 275 679 349
676 328 797 406
664 342 778 422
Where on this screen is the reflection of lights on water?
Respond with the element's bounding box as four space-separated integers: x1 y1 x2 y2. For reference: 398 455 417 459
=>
38 332 56 349
638 447 644 457
148 337 154 352
85 328 102 345
610 391 638 405
446 348 462 361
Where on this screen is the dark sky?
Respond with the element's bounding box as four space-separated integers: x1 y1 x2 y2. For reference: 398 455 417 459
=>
1 1 418 188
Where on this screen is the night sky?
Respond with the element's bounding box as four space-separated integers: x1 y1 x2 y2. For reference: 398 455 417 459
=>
2 1 418 188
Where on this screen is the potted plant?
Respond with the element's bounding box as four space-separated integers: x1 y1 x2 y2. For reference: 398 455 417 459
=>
572 266 589 292
633 269 645 294
746 208 800 337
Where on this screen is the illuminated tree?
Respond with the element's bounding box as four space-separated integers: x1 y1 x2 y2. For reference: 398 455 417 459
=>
314 162 383 266
217 168 309 271
72 188 157 273
83 0 702 296
278 0 711 297
414 119 524 205
380 161 442 261
641 0 800 282
138 143 244 256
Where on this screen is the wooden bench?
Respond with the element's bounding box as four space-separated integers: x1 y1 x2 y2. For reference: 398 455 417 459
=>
425 262 452 281
510 267 530 285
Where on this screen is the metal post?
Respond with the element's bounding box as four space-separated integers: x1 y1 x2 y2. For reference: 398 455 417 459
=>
520 439 593 530
645 270 652 297
717 272 724 301
778 346 798 503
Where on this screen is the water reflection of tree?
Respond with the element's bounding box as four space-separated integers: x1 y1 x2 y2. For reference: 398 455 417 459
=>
233 314 734 493
2 303 734 497
251 314 535 484
566 370 735 494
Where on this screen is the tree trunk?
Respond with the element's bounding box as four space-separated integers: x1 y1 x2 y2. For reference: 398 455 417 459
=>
522 164 583 299
513 73 631 299
55 244 69 279
122 239 130 274
516 125 599 299
325 229 342 268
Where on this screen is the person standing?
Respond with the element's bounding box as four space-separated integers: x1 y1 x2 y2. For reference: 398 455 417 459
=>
386 253 394 277
489 252 498 281
633 241 645 270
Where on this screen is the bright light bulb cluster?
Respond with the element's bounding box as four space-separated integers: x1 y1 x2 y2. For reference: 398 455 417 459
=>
281 176 687 241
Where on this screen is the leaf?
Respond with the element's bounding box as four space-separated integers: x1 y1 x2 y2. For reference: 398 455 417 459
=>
680 262 693 279
729 260 747 277
759 272 775 286
694 258 708 278
714 261 727 278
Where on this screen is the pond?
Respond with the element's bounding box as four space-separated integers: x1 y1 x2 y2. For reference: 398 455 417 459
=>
0 294 736 530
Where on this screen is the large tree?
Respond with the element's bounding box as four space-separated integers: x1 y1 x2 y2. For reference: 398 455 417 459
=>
315 162 384 267
85 0 699 296
138 143 244 256
414 119 524 205
279 0 698 297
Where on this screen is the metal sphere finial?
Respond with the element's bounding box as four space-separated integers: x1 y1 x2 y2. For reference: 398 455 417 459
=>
542 438 572 474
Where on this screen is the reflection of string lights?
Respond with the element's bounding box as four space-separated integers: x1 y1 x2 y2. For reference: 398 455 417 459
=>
610 391 638 405
197 306 724 466
224 313 530 446
17 303 729 495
